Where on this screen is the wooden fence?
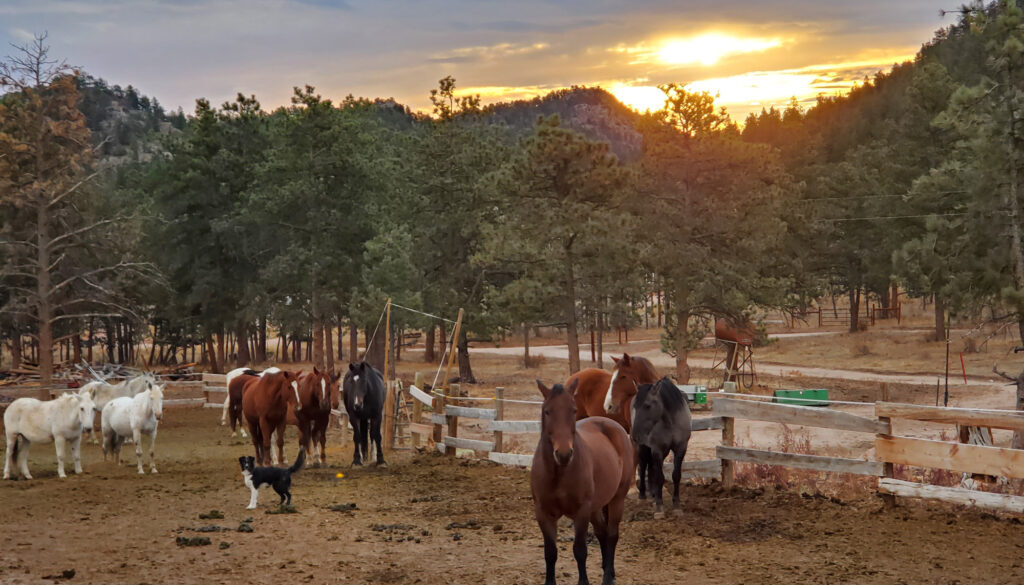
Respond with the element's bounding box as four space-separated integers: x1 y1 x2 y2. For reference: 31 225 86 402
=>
403 385 1024 514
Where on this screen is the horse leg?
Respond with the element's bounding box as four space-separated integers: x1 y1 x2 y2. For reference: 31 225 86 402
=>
602 497 625 585
590 507 610 580
71 435 83 475
636 445 649 500
360 418 370 463
17 438 32 480
275 422 288 466
672 445 687 510
350 418 363 466
148 428 159 474
370 416 385 466
221 394 230 426
247 419 262 463
650 448 665 518
134 428 145 474
317 421 328 466
537 512 558 585
54 435 68 479
572 514 591 585
261 419 275 466
3 432 16 479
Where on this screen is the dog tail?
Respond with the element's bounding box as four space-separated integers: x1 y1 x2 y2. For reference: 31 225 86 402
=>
289 448 306 474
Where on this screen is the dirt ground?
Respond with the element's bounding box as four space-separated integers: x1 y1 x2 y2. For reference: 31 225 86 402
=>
3 405 1024 585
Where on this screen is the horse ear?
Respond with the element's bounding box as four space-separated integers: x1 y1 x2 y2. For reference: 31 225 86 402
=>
349 363 357 372
621 353 631 365
313 366 321 376
611 356 620 365
536 379 551 399
566 377 580 396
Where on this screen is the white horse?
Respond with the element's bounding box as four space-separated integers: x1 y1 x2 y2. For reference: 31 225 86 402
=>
220 367 260 436
101 384 164 474
79 373 157 444
3 392 96 480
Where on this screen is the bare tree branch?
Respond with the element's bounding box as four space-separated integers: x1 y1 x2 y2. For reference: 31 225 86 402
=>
48 216 124 250
48 261 152 296
47 170 99 208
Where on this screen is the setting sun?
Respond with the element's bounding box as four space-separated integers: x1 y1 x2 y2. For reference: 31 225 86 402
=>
657 33 782 66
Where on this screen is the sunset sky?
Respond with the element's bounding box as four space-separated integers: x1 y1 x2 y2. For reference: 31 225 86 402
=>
1 1 955 120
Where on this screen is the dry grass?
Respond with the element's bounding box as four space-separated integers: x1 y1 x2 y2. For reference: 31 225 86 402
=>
733 425 877 500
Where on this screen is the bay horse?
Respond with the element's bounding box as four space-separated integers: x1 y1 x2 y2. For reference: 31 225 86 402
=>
4 392 96 480
286 367 340 466
532 378 633 585
242 368 302 466
343 361 386 467
632 377 692 518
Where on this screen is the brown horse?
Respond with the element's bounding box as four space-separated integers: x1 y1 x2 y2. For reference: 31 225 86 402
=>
567 354 658 434
603 354 659 423
285 367 340 466
532 378 633 585
242 368 302 466
227 371 260 438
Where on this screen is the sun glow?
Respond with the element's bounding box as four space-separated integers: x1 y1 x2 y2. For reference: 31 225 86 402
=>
657 33 782 66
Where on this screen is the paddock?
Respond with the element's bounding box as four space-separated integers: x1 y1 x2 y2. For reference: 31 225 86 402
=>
1 405 1024 585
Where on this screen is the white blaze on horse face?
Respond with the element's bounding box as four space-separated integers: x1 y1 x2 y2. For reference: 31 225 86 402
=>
151 386 164 420
604 369 619 412
321 378 326 402
292 380 302 411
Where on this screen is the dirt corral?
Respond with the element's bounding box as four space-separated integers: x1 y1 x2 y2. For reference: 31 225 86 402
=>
2 407 1024 585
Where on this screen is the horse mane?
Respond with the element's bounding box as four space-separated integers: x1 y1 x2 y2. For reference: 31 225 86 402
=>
655 377 686 413
633 356 658 379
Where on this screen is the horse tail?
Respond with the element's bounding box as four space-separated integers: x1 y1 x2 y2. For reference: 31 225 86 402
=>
9 433 20 464
289 448 306 474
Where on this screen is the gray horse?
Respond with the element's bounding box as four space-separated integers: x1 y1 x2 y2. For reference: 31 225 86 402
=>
632 376 692 517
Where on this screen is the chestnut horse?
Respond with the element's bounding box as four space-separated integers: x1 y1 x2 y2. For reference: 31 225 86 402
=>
567 353 658 434
227 370 260 438
286 367 340 466
603 354 659 422
532 378 633 585
242 368 301 466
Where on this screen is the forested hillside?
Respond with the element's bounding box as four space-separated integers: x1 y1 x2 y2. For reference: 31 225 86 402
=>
4 1 1024 393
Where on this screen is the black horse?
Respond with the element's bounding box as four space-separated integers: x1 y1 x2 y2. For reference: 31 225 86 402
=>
632 376 692 517
343 361 386 467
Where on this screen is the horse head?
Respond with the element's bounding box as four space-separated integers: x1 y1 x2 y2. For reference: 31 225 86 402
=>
73 392 96 429
148 384 164 421
345 362 370 413
329 371 342 410
281 370 302 412
538 378 579 466
604 354 638 414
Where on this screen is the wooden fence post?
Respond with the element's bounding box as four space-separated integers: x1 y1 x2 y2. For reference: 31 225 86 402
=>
878 413 896 507
412 372 424 448
383 380 396 452
446 383 460 458
722 415 735 489
494 387 505 454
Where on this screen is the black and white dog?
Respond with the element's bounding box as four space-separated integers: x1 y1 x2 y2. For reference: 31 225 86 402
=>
239 448 305 509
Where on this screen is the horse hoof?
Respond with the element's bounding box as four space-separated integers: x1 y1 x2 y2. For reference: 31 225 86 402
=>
653 511 665 520
376 461 387 468
671 508 684 518
151 469 158 474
